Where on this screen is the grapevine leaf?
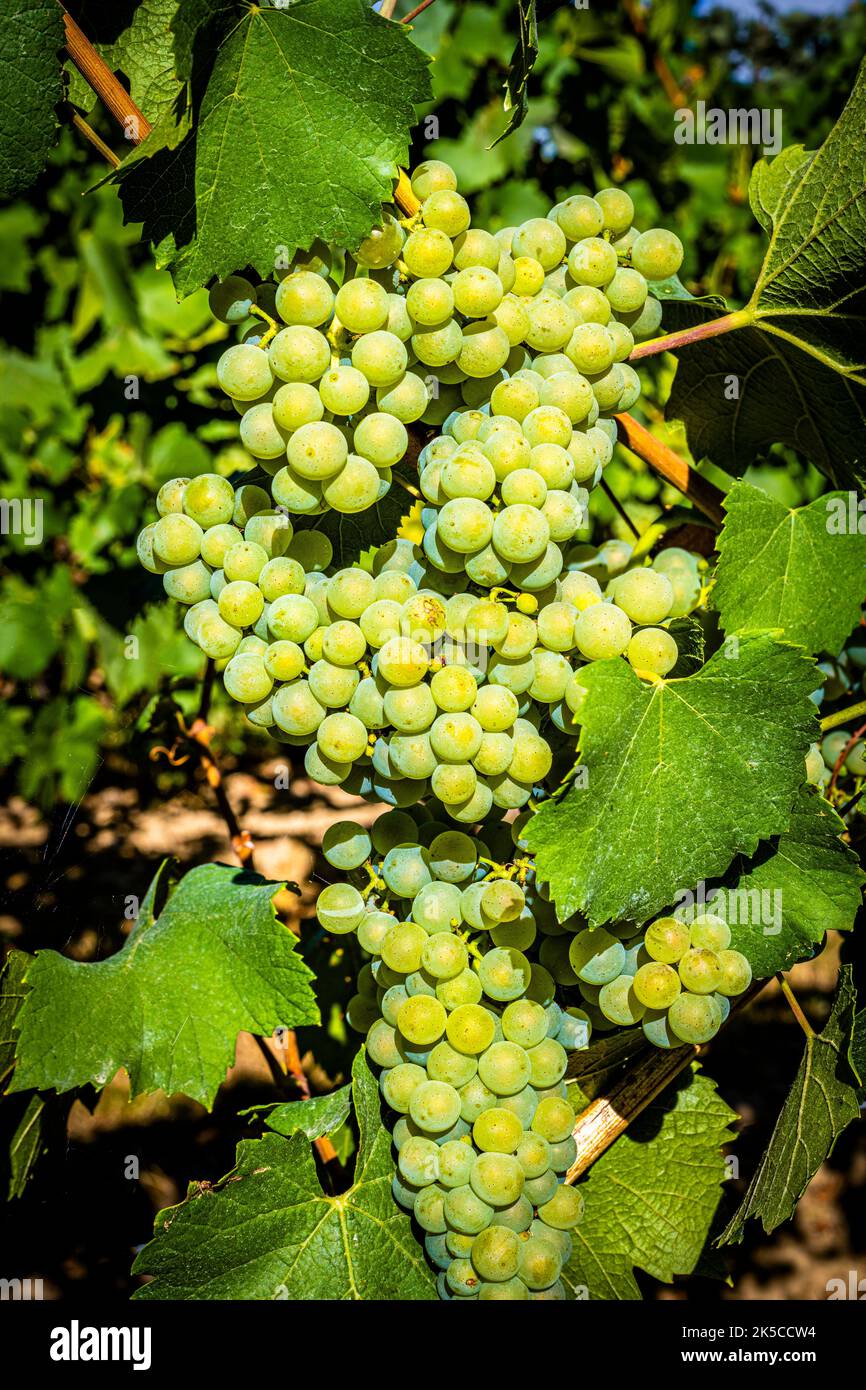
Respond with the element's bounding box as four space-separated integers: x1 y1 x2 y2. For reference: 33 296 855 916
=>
8 862 317 1109
242 1085 351 1140
66 0 184 134
525 637 819 928
132 1050 437 1300
490 0 538 148
0 0 63 198
563 1069 736 1300
712 481 866 656
719 967 861 1244
292 471 415 567
115 0 432 295
665 59 866 488
8 1094 47 1200
0 949 30 1088
717 787 865 977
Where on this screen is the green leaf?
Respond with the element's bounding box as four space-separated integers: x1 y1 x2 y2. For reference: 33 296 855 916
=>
0 949 30 1089
666 60 866 487
719 967 862 1244
116 1 432 295
244 1085 351 1140
0 204 45 291
8 1094 47 1200
66 0 184 134
721 787 864 977
133 1050 437 1300
563 1069 736 1300
491 0 538 148
712 480 866 655
526 637 819 927
292 469 415 567
0 0 64 198
9 862 317 1109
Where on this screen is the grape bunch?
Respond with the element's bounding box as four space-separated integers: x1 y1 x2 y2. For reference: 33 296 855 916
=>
207 159 683 518
565 911 753 1047
317 811 588 1300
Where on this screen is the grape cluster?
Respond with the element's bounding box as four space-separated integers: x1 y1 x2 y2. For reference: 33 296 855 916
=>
807 728 866 790
317 811 588 1300
566 911 752 1047
208 159 682 518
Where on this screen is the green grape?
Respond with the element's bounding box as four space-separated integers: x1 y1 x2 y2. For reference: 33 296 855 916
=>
316 711 367 762
443 1184 494 1236
321 620 366 667
415 1185 448 1236
195 612 242 660
156 477 191 518
526 1038 567 1088
667 992 722 1045
501 467 547 509
244 511 291 559
370 809 417 856
357 909 398 955
222 652 273 704
644 916 690 963
381 1062 428 1113
678 948 723 995
403 226 454 279
411 317 463 368
524 296 576 353
632 961 681 1010
537 1183 584 1231
470 1152 524 1207
387 731 435 780
458 321 511 379
604 266 648 314
375 372 429 424
569 928 625 984
270 466 323 515
263 636 306 680
477 948 531 1003
427 1042 477 1089
594 187 634 233
516 1131 552 1179
367 1018 402 1069
481 881 525 925
223 541 267 584
491 376 540 421
531 1095 575 1145
470 1225 520 1284
272 679 325 736
318 365 370 416
472 1107 524 1155
399 1134 441 1187
574 602 631 660
287 420 348 480
323 454 382 513
429 667 477 714
716 949 752 997
598 974 646 1026
354 214 405 269
406 276 454 325
397 995 447 1047
491 504 550 564
428 830 477 883
689 914 732 952
422 933 468 981
239 403 289 460
268 325 330 383
217 343 274 400
440 453 497 502
510 255 544 296
615 568 674 624
267 593 319 642
447 1003 496 1056
163 561 211 604
334 277 389 334
631 228 684 281
152 513 203 566
556 194 604 241
272 381 324 431
474 732 514 778
217 580 264 629
322 820 371 871
452 266 504 318
438 1140 475 1191
431 763 477 805
452 227 500 271
429 713 483 763
478 1042 532 1097
209 275 256 323
511 217 566 270
625 293 663 339
274 270 334 327
409 1080 462 1134
567 237 618 287
523 1169 558 1206
351 330 408 387
627 627 678 677
522 405 572 449
316 882 365 934
470 685 519 733
501 999 548 1049
382 845 434 901
354 412 408 468
528 651 571 706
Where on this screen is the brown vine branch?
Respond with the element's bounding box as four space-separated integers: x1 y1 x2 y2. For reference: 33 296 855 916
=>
60 5 151 154
615 413 726 526
401 0 438 22
566 978 767 1183
68 109 120 167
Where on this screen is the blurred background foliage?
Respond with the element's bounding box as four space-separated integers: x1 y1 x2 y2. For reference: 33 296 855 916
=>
1 0 863 810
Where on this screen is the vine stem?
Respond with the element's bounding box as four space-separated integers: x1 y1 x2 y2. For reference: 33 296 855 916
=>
628 308 754 362
566 978 767 1183
68 109 120 167
776 975 814 1040
60 6 151 144
401 0 438 21
615 413 726 526
821 700 866 732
